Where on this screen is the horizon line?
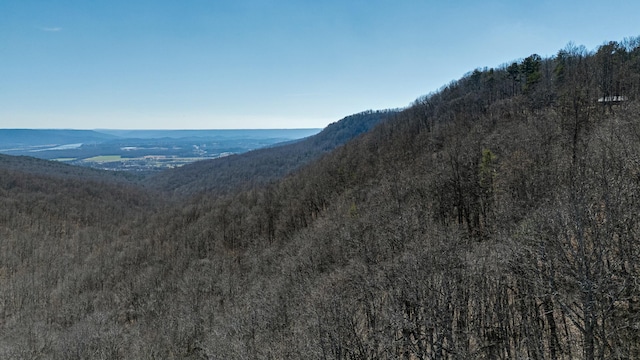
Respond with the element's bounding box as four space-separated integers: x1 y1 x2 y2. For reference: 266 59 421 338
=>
0 127 324 131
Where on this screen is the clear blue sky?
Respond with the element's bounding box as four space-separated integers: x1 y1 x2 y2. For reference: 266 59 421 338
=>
2 0 639 129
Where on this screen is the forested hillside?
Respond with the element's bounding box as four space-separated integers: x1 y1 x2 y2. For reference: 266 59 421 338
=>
0 154 144 183
146 109 396 196
2 38 640 359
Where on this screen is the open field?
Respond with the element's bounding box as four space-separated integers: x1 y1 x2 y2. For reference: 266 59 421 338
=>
78 154 219 171
83 155 123 162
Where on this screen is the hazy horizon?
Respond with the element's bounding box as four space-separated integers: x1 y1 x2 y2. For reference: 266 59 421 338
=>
0 127 324 131
2 0 640 130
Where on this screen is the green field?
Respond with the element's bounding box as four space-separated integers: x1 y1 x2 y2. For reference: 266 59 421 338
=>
79 155 208 170
83 155 123 162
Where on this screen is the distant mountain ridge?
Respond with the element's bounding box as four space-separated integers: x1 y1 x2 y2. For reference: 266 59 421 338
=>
145 109 397 196
0 129 117 147
95 128 321 140
0 128 321 147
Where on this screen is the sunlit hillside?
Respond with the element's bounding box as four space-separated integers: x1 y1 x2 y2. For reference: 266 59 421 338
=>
1 38 640 359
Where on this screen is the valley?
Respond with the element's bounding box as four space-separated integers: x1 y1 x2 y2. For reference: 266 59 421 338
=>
1 39 640 359
0 128 321 171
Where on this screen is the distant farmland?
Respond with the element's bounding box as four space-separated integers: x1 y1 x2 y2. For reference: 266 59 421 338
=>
0 129 321 171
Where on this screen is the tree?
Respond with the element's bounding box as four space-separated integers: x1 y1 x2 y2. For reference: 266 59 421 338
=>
521 54 542 91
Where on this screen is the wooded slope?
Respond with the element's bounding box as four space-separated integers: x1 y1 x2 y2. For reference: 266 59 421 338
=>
2 38 640 359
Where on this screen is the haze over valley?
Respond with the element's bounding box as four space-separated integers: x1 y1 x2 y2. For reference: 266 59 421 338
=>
0 128 320 171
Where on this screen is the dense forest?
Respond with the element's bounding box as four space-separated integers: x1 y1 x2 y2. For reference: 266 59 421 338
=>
2 37 640 359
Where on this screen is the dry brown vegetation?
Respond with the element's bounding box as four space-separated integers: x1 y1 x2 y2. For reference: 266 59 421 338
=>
2 38 640 359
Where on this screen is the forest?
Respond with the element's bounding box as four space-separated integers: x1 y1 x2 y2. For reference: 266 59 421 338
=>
1 37 640 359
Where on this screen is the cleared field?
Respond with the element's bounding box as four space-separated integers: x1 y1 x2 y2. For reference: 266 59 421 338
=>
77 154 213 170
83 155 123 162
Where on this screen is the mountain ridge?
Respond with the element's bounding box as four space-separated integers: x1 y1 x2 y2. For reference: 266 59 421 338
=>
0 129 117 147
145 109 398 196
1 37 640 358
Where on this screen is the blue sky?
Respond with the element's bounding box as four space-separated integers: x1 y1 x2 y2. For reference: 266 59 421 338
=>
1 0 639 129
